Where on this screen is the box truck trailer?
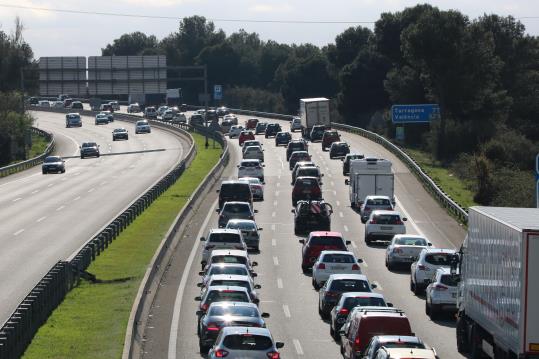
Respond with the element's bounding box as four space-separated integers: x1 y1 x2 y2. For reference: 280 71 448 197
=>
345 158 394 208
299 98 330 138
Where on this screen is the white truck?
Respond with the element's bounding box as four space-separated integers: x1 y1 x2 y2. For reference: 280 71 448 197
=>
455 206 539 359
345 158 394 208
299 98 330 138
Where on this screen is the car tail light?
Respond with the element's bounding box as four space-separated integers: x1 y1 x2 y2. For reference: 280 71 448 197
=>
215 349 229 357
267 352 280 359
394 248 403 254
338 308 349 315
353 336 361 351
352 264 360 270
325 291 338 297
364 206 370 212
207 322 220 331
433 284 448 291
317 263 326 270
369 219 377 224
205 245 215 250
418 264 429 271
394 220 403 225
201 303 209 312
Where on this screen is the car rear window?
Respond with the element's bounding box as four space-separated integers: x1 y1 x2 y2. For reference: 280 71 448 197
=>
210 280 250 291
373 214 402 224
343 296 386 310
209 266 249 276
211 256 248 265
221 183 251 197
208 233 242 243
329 279 371 292
425 253 453 265
395 238 427 246
223 334 273 350
322 254 355 263
309 236 344 246
289 142 306 151
366 198 391 206
379 342 425 350
207 291 250 303
240 161 259 168
296 178 318 187
209 306 258 317
440 274 460 286
223 204 251 214
227 222 256 230
298 168 319 177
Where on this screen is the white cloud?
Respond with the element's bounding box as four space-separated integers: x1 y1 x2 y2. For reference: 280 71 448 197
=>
118 0 202 6
249 3 293 13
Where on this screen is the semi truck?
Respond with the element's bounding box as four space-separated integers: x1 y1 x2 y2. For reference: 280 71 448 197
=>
344 158 394 208
455 206 539 359
299 98 330 138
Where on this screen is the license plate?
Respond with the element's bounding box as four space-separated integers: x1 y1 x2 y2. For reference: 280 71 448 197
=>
380 226 393 230
302 190 311 194
332 266 346 270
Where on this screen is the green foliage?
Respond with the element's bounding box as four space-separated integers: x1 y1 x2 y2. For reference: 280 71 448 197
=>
0 17 34 92
224 87 285 114
101 32 160 56
0 91 33 165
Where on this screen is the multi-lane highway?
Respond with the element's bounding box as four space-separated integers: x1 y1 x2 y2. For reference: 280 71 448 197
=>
0 110 189 325
139 114 466 358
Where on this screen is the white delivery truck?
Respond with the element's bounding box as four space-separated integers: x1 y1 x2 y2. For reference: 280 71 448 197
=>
455 206 539 359
299 98 330 138
345 158 394 208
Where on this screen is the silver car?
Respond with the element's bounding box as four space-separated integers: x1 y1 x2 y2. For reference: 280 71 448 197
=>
225 219 262 251
385 235 432 270
42 156 65 174
208 326 284 359
200 229 247 268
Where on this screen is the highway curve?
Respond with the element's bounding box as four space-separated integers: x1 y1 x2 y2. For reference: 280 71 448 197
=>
0 110 190 326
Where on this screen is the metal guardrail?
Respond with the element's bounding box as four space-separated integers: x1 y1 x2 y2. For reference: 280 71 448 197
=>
0 127 55 177
0 108 225 359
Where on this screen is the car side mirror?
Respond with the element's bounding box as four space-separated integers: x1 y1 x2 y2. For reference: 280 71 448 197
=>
251 273 258 277
254 209 259 213
402 217 408 221
198 271 205 276
197 283 203 287
215 209 220 213
346 241 351 245
299 239 305 244
200 237 206 241
387 302 394 307
262 164 265 167
321 174 324 176
196 310 204 316
236 165 240 168
79 146 81 149
341 158 344 161
357 258 363 263
261 312 270 318
258 227 263 231
371 283 378 289
216 189 220 193
194 296 202 301
345 179 349 185
254 284 261 289
276 342 285 349
291 209 295 213
253 298 260 304
252 261 258 266
428 242 432 246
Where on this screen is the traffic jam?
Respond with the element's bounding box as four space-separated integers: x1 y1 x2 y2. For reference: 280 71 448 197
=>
191 104 458 358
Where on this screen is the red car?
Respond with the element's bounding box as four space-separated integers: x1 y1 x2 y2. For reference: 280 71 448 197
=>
299 231 350 272
245 118 259 129
239 131 255 146
292 176 321 206
322 130 340 151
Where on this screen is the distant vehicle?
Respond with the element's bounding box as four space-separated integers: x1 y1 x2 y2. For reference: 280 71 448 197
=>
220 119 234 133
38 100 50 107
293 200 333 235
199 264 254 287
190 113 204 126
207 327 284 359
385 234 431 270
241 140 262 150
157 105 169 116
42 156 65 174
225 219 262 251
112 128 128 141
206 109 218 121
217 201 256 228
346 158 394 208
275 132 292 146
223 114 238 125
289 151 311 170
80 142 100 159
109 101 120 111
292 176 322 206
70 101 83 110
238 131 255 146
171 113 187 124
322 130 340 151
144 106 157 119
264 123 281 138
342 154 365 176
99 103 112 112
162 109 175 121
205 250 257 274
238 177 264 201
300 97 330 138
58 94 69 101
65 113 82 127
292 166 323 185
217 180 253 209
242 146 264 162
329 141 350 159
410 248 455 295
255 122 267 135
28 97 39 105
310 124 328 142
127 103 140 113
135 120 151 134
425 267 460 319
286 140 308 161
364 210 407 245
318 274 374 318
63 98 74 108
52 101 64 108
245 118 258 130
195 285 252 318
95 113 109 125
290 116 302 132
89 98 102 111
216 106 229 116
200 229 247 267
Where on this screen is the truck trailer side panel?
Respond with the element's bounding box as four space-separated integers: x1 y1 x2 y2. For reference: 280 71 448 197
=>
525 233 539 355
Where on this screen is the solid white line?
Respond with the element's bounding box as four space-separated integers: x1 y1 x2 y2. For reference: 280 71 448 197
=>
277 278 283 289
283 304 291 318
168 197 217 359
13 229 24 236
12 197 22 202
395 196 425 237
56 205 65 211
332 190 337 196
339 212 344 218
271 238 277 246
336 200 340 207
31 190 39 194
36 216 46 223
344 225 349 232
293 339 304 355
273 256 279 266
88 188 95 193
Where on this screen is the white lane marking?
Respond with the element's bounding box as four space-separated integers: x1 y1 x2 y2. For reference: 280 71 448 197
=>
12 197 22 202
332 190 337 196
339 212 344 218
336 200 340 206
31 190 39 194
395 196 425 237
351 241 358 249
273 200 278 206
344 225 349 232
73 196 81 201
56 205 65 211
271 211 276 218
169 198 217 359
331 181 335 187
328 173 333 178
279 157 284 169
271 224 276 231
276 182 280 187
274 191 279 196
100 181 108 186
362 260 369 268
47 183 53 187
372 281 383 291
283 304 291 318
277 278 283 289
13 229 24 236
271 238 277 246
36 216 46 223
293 339 304 355
88 188 95 193
273 256 279 266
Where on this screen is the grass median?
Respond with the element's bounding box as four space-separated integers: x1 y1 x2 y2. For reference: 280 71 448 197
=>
23 133 222 359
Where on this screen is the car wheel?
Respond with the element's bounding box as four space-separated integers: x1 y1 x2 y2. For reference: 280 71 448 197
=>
97 154 100 158
199 341 209 354
80 155 84 159
386 258 393 270
425 301 431 315
413 276 422 295
126 136 128 140
430 304 440 320
410 276 416 292
42 170 46 174
456 315 470 353
312 277 319 290
62 169 65 173
113 138 116 141
364 234 372 245
301 264 308 274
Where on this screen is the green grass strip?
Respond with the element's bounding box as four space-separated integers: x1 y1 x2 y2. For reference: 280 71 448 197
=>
404 148 477 209
23 133 222 359
28 132 50 159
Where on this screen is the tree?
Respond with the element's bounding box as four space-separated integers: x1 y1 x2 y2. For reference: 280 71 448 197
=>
326 26 372 68
0 17 34 92
101 32 159 56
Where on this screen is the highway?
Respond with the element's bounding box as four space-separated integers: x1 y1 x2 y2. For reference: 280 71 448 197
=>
0 110 189 326
139 114 467 358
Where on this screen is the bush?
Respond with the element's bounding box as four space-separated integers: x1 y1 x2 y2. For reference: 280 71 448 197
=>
482 129 537 170
0 91 34 166
223 87 286 114
491 167 535 207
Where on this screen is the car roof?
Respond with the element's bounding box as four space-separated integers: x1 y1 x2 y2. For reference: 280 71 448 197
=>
291 151 309 155
295 176 319 181
340 292 385 300
371 210 401 215
206 285 249 293
207 263 249 269
320 250 354 256
328 273 368 281
208 228 242 234
244 146 262 150
393 235 427 240
208 274 252 282
210 249 249 257
309 231 343 237
372 335 423 344
222 201 251 206
221 180 250 185
220 326 271 336
332 141 347 145
208 301 258 310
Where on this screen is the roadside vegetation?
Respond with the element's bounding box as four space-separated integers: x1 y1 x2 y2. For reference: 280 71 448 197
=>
26 132 49 159
22 134 221 359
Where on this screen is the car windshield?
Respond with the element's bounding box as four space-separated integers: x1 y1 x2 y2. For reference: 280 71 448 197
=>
227 222 256 230
208 233 242 243
366 198 392 206
309 236 344 246
44 157 61 163
209 266 249 276
222 334 273 350
329 279 371 292
221 183 251 196
206 290 249 303
380 342 426 350
223 204 251 214
113 129 125 133
298 168 319 177
425 253 453 265
343 296 386 310
440 274 461 286
209 306 258 317
210 280 251 291
373 214 402 224
395 237 427 246
240 161 259 168
211 256 248 265
322 254 355 263
82 143 96 148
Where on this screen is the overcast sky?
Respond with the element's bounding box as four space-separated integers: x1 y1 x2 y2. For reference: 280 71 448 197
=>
0 0 538 59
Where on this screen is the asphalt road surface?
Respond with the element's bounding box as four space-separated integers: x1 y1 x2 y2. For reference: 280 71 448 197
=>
0 111 189 326
139 114 467 359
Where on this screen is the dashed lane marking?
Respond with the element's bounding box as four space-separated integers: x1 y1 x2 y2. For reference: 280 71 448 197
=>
273 256 279 266
283 304 291 318
277 278 283 289
36 216 46 223
13 229 24 236
293 339 304 355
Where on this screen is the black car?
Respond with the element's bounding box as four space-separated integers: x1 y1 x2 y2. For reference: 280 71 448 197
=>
80 142 100 159
112 128 128 141
190 114 204 126
255 122 267 135
217 180 253 209
310 125 327 142
275 132 292 146
70 101 83 110
42 156 65 174
342 154 365 175
197 302 269 353
216 106 229 117
265 123 281 138
293 200 333 235
206 109 218 121
329 141 350 159
286 140 308 161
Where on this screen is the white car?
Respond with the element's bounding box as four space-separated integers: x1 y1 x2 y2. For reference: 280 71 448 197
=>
425 267 460 319
162 109 175 121
290 116 302 132
205 249 257 273
52 100 64 108
229 125 244 138
242 146 264 162
199 263 255 287
223 114 238 125
171 113 187 123
38 100 50 107
360 195 394 223
109 101 120 111
238 177 264 201
312 251 362 289
208 327 284 359
135 120 151 134
199 274 261 302
410 248 456 295
237 159 264 182
157 105 169 116
225 219 262 251
200 229 246 268
127 103 140 113
385 234 432 270
241 140 262 150
364 210 407 245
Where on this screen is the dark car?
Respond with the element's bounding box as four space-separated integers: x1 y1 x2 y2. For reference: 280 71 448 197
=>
289 151 312 170
255 122 267 134
28 97 39 105
112 128 128 141
275 132 292 146
239 131 255 146
70 101 83 110
206 109 218 121
292 176 322 206
42 156 65 174
195 285 252 326
217 181 253 209
292 165 323 185
286 140 308 161
245 118 259 130
216 106 229 116
265 123 281 138
322 130 340 151
310 125 328 142
218 201 256 228
190 114 204 126
342 154 365 175
318 274 373 318
80 142 100 159
299 231 350 272
293 200 333 235
197 302 269 353
329 141 350 159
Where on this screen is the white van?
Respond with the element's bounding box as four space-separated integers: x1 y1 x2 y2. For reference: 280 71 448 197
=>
345 158 394 208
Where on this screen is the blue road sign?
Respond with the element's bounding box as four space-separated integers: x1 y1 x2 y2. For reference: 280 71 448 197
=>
391 104 440 124
214 85 223 100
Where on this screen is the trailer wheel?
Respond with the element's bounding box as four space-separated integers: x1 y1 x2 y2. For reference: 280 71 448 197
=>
456 315 470 353
470 324 485 359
